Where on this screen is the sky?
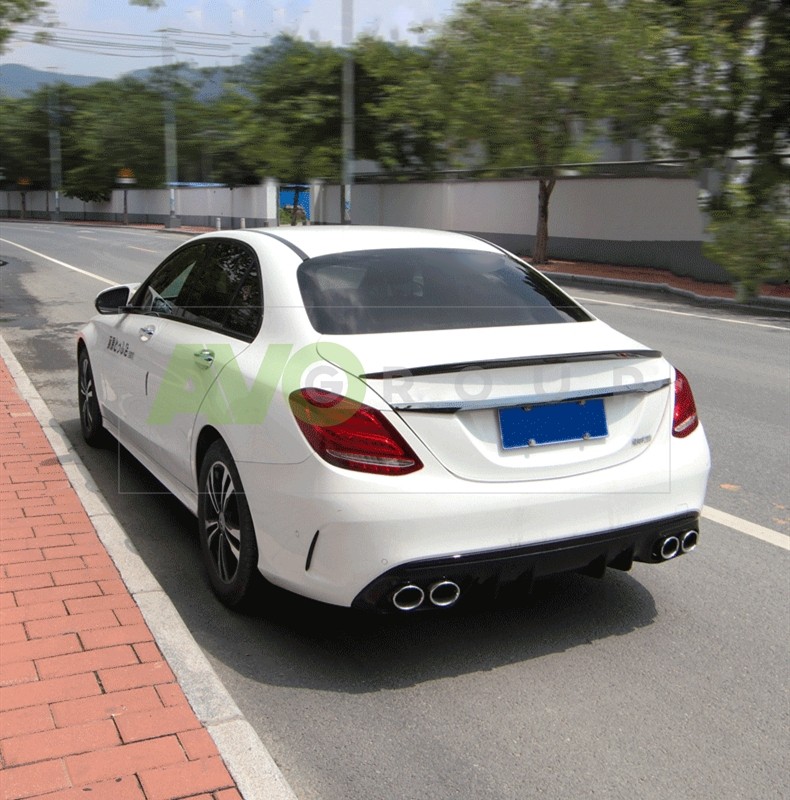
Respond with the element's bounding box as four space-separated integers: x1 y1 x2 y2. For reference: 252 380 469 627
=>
3 0 461 78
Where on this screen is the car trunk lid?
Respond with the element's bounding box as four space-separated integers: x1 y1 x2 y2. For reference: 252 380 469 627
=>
317 321 672 482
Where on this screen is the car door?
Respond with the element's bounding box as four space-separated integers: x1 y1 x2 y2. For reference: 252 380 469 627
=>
94 241 210 464
131 238 263 492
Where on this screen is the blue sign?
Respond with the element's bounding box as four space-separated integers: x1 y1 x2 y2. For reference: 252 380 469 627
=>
279 186 311 220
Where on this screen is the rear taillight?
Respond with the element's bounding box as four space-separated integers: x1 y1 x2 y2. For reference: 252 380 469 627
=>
672 369 699 438
289 388 423 475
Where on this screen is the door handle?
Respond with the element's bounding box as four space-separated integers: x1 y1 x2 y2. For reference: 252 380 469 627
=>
139 325 155 340
194 349 215 368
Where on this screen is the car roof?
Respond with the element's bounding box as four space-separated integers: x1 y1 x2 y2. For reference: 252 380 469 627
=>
241 225 501 260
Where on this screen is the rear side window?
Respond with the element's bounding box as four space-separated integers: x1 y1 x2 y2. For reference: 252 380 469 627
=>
176 241 262 338
224 262 262 339
297 248 591 335
136 240 262 340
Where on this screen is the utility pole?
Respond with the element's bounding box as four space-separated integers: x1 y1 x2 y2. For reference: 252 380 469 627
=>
164 95 178 218
47 68 62 221
158 30 180 228
340 0 354 224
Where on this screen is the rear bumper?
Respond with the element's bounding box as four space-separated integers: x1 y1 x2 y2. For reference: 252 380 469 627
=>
237 421 709 609
351 512 700 612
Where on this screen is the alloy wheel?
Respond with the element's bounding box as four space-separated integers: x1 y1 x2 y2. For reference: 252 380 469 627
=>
203 461 242 584
79 356 95 432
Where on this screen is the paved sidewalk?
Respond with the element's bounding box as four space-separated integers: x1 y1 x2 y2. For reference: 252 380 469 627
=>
0 357 245 800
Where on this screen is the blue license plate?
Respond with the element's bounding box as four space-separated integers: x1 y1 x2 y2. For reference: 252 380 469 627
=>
498 398 608 450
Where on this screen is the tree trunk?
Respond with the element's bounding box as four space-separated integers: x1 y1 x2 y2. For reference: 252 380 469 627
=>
533 178 556 264
290 187 301 226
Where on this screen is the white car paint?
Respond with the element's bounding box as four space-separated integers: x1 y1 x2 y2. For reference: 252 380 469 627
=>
79 226 711 612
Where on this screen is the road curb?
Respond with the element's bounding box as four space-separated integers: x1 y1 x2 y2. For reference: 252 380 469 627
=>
0 334 298 800
548 271 790 316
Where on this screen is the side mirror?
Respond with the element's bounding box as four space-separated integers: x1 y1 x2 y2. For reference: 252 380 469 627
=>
95 285 132 315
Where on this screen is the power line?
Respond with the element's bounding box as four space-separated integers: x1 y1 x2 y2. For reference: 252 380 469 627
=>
11 24 269 60
156 27 271 42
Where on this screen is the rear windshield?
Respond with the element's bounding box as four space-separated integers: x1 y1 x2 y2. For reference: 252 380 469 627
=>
297 248 591 334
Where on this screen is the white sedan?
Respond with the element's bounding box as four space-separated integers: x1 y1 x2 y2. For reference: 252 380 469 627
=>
78 226 710 612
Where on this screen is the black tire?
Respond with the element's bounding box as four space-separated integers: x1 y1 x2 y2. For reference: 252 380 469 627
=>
198 440 263 610
78 349 106 447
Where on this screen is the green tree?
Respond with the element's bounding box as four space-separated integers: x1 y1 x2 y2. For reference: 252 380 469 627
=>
2 0 172 54
144 63 216 186
433 0 636 262
240 36 344 184
590 0 677 153
644 1 789 296
233 35 450 187
747 1 790 205
353 36 448 174
648 0 789 203
61 78 167 199
196 86 259 186
0 90 51 189
0 0 47 51
704 187 790 301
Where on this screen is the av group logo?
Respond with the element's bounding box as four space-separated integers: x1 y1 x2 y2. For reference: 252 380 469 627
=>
148 341 650 427
148 342 366 426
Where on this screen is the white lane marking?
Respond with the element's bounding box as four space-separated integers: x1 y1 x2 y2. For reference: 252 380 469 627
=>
78 235 99 241
111 229 175 237
703 505 789 550
576 295 789 331
79 227 163 238
0 238 116 285
128 246 160 253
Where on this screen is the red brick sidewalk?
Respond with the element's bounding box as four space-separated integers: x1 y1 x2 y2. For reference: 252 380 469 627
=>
539 259 790 302
0 358 243 800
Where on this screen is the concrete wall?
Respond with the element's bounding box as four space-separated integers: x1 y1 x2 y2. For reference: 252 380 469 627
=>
309 177 726 282
1 176 728 282
0 181 279 229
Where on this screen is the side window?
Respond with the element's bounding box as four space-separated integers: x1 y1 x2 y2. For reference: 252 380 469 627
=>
135 243 208 316
175 241 262 339
225 263 263 339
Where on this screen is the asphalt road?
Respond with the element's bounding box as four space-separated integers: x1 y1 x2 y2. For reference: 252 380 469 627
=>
1 221 788 800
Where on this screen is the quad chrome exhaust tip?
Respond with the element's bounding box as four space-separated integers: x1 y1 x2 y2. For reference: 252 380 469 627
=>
428 580 461 608
656 535 681 561
392 584 425 611
681 530 699 553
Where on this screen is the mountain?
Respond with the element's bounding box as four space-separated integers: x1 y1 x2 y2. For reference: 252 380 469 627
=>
123 66 234 102
0 63 233 102
0 64 101 98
